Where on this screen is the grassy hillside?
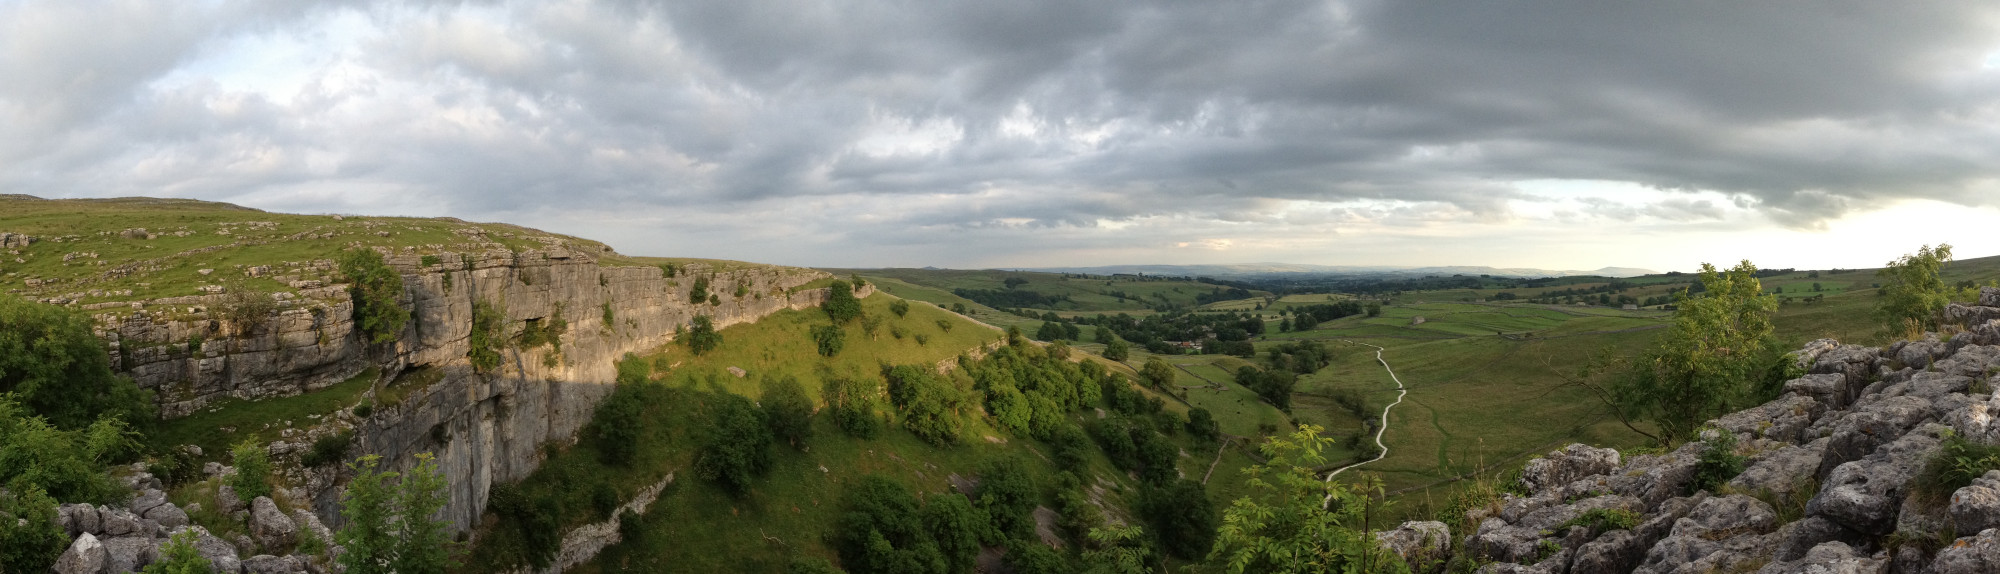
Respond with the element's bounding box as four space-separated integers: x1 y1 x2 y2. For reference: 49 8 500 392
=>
0 195 779 305
833 267 1268 314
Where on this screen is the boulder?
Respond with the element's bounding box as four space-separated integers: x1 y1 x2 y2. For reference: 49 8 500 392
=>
1899 336 1949 370
144 502 191 529
129 488 168 515
1809 343 1880 402
1773 516 1870 563
1933 527 2000 574
293 508 334 548
182 526 245 574
1716 394 1823 444
1729 437 1828 495
1375 520 1449 567
99 507 156 538
1519 444 1620 495
1567 495 1703 574
1784 373 1850 410
54 532 109 574
1951 471 2000 535
242 554 304 574
250 496 298 550
216 484 246 514
1809 424 1947 536
1814 395 1933 480
102 536 162 573
1759 541 1889 574
1984 287 2000 308
60 503 102 537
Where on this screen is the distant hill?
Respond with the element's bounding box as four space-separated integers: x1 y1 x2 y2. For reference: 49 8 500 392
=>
1006 262 1658 279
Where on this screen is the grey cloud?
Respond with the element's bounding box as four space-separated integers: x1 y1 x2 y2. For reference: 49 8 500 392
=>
3 0 1999 267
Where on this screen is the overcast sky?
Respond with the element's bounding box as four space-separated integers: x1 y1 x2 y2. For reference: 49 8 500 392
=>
5 1 2000 272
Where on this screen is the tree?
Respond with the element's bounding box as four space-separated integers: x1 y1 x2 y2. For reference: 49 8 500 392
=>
976 460 1038 539
336 454 457 574
761 375 815 448
825 280 863 324
1035 321 1066 342
1209 425 1404 573
1140 357 1176 390
922 494 985 572
144 529 214 574
589 372 647 467
1142 479 1218 560
889 299 912 318
696 393 772 496
1877 243 1954 337
686 315 722 356
0 483 65 574
338 248 410 344
1102 338 1130 362
823 375 882 439
1186 407 1220 442
1082 524 1152 574
232 438 274 501
1613 261 1778 445
831 476 946 574
0 296 155 430
689 275 711 304
812 324 846 357
468 300 506 373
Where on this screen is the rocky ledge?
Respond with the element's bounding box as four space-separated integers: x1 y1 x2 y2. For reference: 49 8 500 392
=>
1377 287 2000 573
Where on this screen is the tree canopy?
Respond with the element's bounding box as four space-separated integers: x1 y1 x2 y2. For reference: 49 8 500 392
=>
1876 243 1953 336
0 296 154 429
1613 260 1778 445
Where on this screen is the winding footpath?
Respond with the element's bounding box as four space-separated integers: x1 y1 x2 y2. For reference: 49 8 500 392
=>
1323 341 1408 483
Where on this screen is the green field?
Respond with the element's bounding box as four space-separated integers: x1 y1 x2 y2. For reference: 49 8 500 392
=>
834 267 1268 313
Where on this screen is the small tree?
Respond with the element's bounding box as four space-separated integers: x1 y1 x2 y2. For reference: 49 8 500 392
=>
1186 407 1220 442
823 376 881 439
468 300 506 373
1613 260 1777 445
686 315 722 356
0 296 155 430
1141 357 1176 390
696 393 772 496
889 299 911 318
338 248 410 344
1083 524 1152 574
811 324 845 357
1103 338 1130 362
824 280 863 324
1876 243 1953 337
144 529 214 574
336 454 457 574
761 375 815 448
689 275 710 304
1209 425 1403 573
231 439 273 501
0 484 65 574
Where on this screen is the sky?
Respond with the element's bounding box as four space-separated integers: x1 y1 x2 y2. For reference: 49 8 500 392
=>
4 1 2000 273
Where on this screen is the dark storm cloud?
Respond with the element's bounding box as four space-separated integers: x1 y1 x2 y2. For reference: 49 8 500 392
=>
3 0 1998 265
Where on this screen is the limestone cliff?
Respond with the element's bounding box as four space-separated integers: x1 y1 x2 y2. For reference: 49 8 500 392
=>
93 244 865 532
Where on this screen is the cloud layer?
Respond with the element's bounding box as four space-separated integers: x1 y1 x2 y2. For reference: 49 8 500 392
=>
5 0 1999 269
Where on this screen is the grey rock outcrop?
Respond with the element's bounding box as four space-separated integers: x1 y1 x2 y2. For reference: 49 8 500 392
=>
1950 471 2000 536
55 532 109 574
1518 444 1620 494
1377 520 1450 569
250 496 298 550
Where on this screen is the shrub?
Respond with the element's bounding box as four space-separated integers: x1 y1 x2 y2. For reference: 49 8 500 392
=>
811 324 844 357
686 315 721 356
824 280 862 324
0 296 156 429
1186 407 1220 442
976 460 1038 539
591 482 621 520
486 483 562 569
889 299 911 317
337 454 456 574
695 393 771 496
1686 429 1746 495
689 275 710 304
935 318 952 332
822 376 881 439
231 439 274 500
0 484 66 574
468 300 506 373
144 528 214 573
1877 244 1954 336
338 248 410 345
1914 429 2000 506
420 254 443 267
601 303 615 331
1140 479 1218 560
301 431 354 468
1556 507 1640 533
587 374 649 468
760 375 815 448
352 401 374 419
1103 338 1130 362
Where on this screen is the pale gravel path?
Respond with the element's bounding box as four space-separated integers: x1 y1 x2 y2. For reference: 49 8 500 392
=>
1323 340 1407 485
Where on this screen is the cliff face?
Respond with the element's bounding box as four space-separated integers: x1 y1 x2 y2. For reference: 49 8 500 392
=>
96 246 861 531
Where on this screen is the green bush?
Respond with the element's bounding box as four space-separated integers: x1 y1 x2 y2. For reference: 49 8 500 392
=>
823 280 862 324
0 296 155 429
1687 430 1746 495
760 375 815 448
337 453 455 574
694 393 771 496
232 439 274 501
1914 429 2000 506
144 529 214 574
976 460 1038 540
811 324 844 357
1140 479 1218 560
486 482 563 569
420 254 443 267
686 315 722 356
822 376 881 439
339 248 410 345
1556 507 1641 534
689 275 710 304
889 299 911 317
301 431 354 468
0 484 66 574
